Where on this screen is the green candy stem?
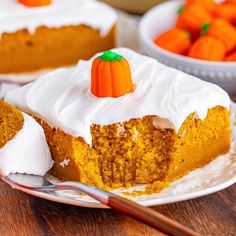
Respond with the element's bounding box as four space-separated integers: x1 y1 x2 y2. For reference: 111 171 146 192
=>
99 51 123 62
201 23 211 36
177 6 185 15
184 31 191 39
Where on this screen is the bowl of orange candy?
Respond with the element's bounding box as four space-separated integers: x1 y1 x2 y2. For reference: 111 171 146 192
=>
139 0 236 95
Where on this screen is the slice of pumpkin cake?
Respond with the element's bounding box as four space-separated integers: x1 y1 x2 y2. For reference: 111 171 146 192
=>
0 100 53 176
0 0 116 74
5 48 230 190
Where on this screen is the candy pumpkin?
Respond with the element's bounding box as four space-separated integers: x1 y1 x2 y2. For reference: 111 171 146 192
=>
225 0 236 3
188 36 226 61
204 18 236 52
18 0 52 7
185 0 216 13
225 50 236 61
176 5 212 38
154 28 191 55
213 4 236 25
91 51 134 98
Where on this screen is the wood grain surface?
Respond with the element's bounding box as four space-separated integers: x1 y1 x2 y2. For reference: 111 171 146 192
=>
0 180 236 236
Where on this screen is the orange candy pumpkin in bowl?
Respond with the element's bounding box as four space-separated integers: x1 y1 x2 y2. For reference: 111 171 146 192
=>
204 18 236 53
188 36 226 61
225 0 236 4
213 3 236 25
184 0 216 13
154 28 191 55
176 4 212 38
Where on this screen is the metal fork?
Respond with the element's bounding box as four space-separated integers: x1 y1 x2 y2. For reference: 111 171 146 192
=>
4 173 199 236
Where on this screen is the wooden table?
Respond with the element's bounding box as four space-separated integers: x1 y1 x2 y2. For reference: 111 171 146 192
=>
0 180 236 236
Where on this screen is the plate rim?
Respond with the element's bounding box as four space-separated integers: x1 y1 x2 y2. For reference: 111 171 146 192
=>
2 165 236 209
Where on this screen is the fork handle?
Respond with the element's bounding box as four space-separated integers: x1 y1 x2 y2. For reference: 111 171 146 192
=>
108 196 199 236
55 182 199 236
4 175 199 236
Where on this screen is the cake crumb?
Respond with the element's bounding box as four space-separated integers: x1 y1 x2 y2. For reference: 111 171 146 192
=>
132 127 139 141
122 181 169 197
60 159 70 168
117 123 125 136
145 181 170 194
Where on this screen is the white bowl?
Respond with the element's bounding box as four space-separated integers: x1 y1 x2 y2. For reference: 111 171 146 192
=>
139 0 236 95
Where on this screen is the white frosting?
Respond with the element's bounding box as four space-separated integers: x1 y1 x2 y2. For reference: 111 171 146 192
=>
0 0 117 36
0 113 54 176
5 48 230 146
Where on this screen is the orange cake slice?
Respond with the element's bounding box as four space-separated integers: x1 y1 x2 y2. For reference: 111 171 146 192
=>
0 100 24 149
0 0 116 74
0 100 53 176
5 48 231 191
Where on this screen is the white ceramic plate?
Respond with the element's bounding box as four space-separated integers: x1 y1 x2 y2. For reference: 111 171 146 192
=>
2 103 236 209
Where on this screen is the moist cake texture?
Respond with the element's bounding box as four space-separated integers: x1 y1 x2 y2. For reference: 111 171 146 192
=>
37 106 229 189
0 25 116 74
5 48 231 191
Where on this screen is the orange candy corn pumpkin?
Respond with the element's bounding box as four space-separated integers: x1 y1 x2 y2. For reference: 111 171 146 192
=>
213 4 236 25
203 18 236 52
91 51 134 98
188 36 226 61
154 28 191 55
176 5 212 38
185 0 216 13
225 0 236 3
18 0 52 7
225 51 236 61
